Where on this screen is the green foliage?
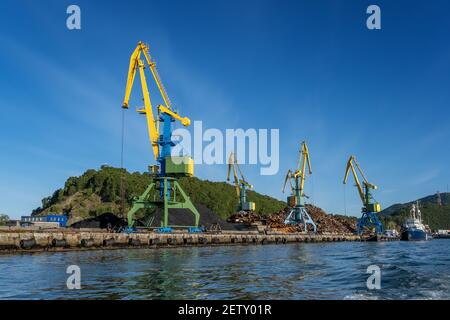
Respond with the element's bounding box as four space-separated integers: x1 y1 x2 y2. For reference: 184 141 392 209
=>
0 213 9 226
33 166 286 220
381 200 450 231
178 177 285 218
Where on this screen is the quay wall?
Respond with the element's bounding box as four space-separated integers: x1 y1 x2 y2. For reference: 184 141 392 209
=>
0 228 371 254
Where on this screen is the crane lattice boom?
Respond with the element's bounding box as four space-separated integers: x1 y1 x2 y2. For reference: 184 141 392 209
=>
122 41 190 161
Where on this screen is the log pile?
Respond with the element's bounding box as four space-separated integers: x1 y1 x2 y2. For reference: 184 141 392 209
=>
227 204 357 234
226 211 261 224
305 204 357 234
264 211 298 233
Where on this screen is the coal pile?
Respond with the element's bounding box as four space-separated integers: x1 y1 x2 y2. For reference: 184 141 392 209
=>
70 204 241 231
71 213 127 230
142 203 240 231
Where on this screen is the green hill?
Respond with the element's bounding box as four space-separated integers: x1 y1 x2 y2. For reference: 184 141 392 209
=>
380 193 450 230
32 166 286 225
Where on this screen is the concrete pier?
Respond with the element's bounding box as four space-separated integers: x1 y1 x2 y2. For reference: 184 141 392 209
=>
0 227 364 254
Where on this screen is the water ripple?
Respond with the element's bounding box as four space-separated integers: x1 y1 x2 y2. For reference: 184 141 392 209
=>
1 240 449 299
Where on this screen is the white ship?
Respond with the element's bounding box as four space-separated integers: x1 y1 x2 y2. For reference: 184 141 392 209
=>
400 201 431 241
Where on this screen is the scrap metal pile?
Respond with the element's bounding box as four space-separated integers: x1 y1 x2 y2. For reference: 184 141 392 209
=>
306 205 357 234
227 204 357 234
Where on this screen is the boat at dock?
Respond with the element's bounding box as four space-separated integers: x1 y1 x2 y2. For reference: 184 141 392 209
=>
400 201 432 241
383 229 400 240
434 230 450 239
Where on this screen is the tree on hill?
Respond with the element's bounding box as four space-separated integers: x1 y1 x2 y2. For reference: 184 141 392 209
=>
0 213 9 226
380 199 450 231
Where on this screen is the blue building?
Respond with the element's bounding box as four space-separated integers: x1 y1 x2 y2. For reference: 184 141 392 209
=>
21 214 68 227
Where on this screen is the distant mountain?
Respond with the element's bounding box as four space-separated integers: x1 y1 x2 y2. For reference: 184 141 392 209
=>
32 166 287 226
380 192 450 230
381 192 450 216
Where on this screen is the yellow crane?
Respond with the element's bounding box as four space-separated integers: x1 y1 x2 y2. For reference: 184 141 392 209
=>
282 141 316 232
227 152 255 212
282 142 312 198
343 155 383 234
122 41 190 163
121 41 200 232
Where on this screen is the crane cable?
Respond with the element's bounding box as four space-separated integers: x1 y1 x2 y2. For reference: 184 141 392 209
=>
120 108 125 168
343 184 347 216
119 108 126 219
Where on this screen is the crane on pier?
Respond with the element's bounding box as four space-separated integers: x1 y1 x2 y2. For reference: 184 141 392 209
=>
343 155 383 234
227 152 256 213
122 41 200 232
282 141 317 232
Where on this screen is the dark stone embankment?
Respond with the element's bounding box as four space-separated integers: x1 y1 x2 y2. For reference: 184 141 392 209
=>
0 227 366 254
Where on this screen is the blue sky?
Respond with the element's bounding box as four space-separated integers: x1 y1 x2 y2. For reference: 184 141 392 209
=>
0 0 449 219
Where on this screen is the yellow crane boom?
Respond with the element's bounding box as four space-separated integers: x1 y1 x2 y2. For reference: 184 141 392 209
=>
296 141 312 192
343 155 383 234
122 41 190 160
227 152 255 212
227 153 240 198
227 153 253 197
123 42 171 109
343 155 377 205
282 169 295 194
282 141 312 197
281 141 316 231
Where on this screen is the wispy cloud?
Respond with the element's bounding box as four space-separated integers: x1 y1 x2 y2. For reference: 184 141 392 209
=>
409 168 440 186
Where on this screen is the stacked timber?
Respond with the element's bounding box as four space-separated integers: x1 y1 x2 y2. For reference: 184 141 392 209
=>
226 205 357 234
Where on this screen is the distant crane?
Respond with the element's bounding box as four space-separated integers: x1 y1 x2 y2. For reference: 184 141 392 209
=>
282 141 317 232
343 155 383 234
122 41 200 232
437 191 442 206
227 152 256 213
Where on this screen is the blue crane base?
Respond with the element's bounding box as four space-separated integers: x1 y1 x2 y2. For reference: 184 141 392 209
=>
155 227 173 233
284 206 317 233
357 212 384 235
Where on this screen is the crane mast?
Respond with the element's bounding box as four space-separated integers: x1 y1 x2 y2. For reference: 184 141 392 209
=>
121 41 200 232
282 141 316 233
227 153 255 212
343 155 383 234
